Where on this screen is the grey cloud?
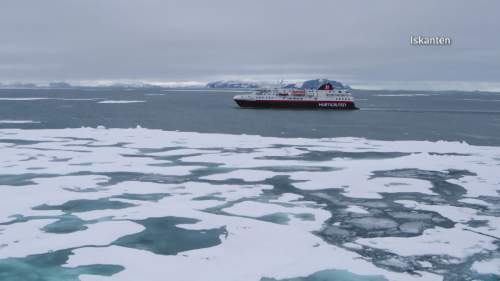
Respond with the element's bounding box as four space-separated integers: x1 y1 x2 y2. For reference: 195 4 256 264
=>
1 0 499 88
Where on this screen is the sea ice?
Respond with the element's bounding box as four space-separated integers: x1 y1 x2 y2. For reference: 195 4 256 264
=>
0 127 499 280
0 120 40 124
356 225 497 260
471 258 500 275
98 100 146 104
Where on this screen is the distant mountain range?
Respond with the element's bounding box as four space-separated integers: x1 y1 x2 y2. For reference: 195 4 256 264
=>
206 80 260 89
0 79 350 90
0 82 163 89
206 79 350 89
297 79 351 90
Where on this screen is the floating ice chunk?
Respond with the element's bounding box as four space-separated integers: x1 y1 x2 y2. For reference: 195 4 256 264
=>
448 175 500 198
0 98 50 101
291 170 435 198
147 148 212 157
357 225 497 260
375 94 432 97
459 198 491 206
0 219 143 258
66 220 442 281
0 141 199 175
0 97 101 101
0 120 40 124
399 222 426 235
98 100 146 104
471 258 500 275
181 149 308 169
269 193 304 203
418 261 433 268
0 127 490 154
202 170 279 181
223 201 330 230
345 205 370 214
74 182 271 222
0 175 110 222
389 211 433 220
322 225 351 239
395 200 477 223
350 217 398 230
397 200 500 239
343 242 364 250
379 257 411 270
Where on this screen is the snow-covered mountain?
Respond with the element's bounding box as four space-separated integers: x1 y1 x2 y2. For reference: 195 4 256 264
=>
206 79 350 89
0 78 350 90
206 81 260 89
295 79 350 89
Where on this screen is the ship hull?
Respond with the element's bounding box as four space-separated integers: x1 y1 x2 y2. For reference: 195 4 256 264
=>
235 99 358 110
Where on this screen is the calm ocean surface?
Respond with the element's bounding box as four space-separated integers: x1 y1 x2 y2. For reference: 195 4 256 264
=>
0 88 499 145
1 89 499 281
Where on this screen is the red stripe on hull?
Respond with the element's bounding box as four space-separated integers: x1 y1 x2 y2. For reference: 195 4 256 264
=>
235 99 358 109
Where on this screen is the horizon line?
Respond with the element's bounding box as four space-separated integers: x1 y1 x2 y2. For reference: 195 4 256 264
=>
1 79 500 93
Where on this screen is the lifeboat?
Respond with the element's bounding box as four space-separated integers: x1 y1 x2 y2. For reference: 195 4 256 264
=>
291 89 305 95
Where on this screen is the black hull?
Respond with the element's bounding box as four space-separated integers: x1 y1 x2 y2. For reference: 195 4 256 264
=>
235 99 358 110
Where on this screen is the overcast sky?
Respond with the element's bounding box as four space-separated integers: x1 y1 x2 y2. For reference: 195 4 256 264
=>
1 0 499 90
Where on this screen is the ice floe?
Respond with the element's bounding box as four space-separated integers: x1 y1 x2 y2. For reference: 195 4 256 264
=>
375 94 432 97
0 98 50 101
345 205 370 214
65 224 441 281
356 224 497 260
0 219 143 259
98 100 146 104
0 127 499 280
0 98 101 101
0 120 40 124
471 258 500 274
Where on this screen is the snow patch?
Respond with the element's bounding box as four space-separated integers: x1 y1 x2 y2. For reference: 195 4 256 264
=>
0 120 40 124
98 100 146 104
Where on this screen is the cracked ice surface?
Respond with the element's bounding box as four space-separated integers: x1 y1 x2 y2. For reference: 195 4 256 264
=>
0 128 499 281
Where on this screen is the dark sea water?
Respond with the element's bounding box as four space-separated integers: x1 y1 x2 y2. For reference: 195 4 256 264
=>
0 88 499 145
0 88 499 281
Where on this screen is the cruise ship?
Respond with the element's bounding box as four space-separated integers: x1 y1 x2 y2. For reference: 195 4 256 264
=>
233 82 358 109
